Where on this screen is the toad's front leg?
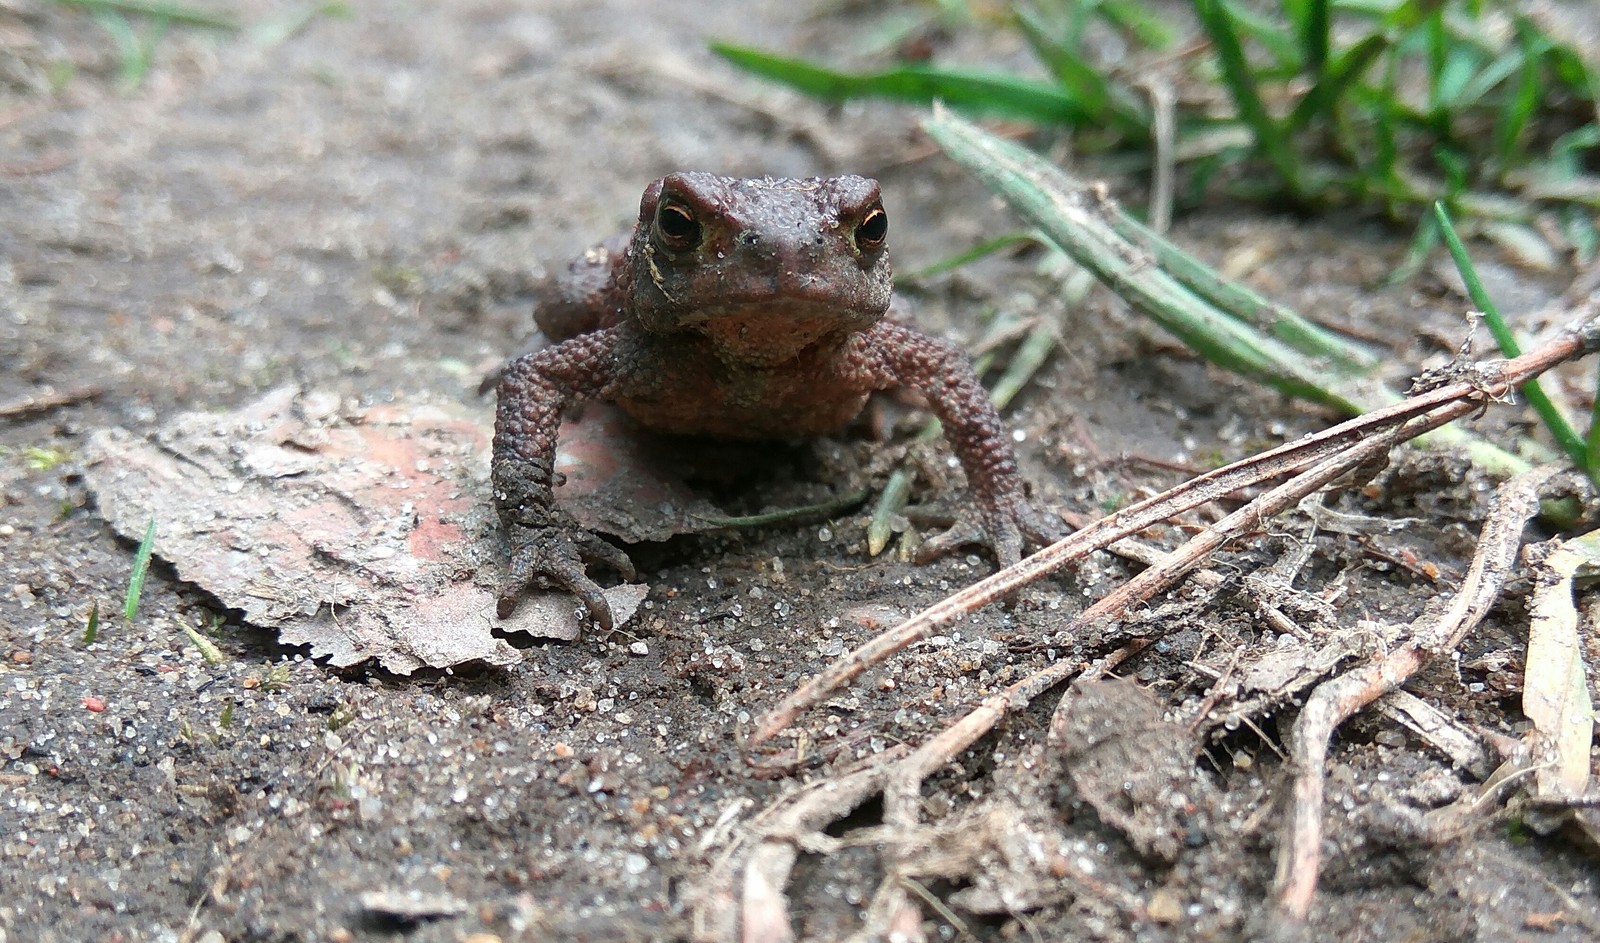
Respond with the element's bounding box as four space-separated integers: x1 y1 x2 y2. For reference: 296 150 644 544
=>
849 321 1062 564
493 326 638 629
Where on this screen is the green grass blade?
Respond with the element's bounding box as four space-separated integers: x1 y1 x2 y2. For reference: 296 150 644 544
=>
899 231 1039 282
1287 33 1388 132
1101 211 1375 371
924 109 1532 475
1208 0 1301 71
1295 0 1330 76
1589 366 1600 479
1490 20 1543 171
1385 209 1439 285
1014 6 1148 135
55 0 238 30
92 10 144 91
711 42 1093 124
691 488 870 528
1433 202 1588 472
924 109 1356 409
123 518 157 622
1424 6 1446 116
83 601 100 645
1367 47 1403 205
1431 43 1484 113
180 622 226 664
867 470 914 557
1097 0 1177 49
988 310 1064 412
1194 0 1305 200
250 2 351 49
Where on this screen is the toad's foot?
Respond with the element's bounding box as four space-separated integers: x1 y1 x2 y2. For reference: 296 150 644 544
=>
497 518 637 631
916 497 1065 568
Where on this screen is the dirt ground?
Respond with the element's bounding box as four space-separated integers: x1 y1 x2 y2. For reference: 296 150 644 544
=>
3 1 1599 941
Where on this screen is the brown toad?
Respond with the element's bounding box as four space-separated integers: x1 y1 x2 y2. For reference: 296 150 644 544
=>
493 172 1058 628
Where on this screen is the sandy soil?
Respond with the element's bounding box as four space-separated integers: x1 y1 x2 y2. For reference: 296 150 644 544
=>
3 1 1598 941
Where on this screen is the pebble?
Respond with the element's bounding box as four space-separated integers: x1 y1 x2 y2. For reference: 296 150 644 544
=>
629 641 649 656
1146 888 1183 923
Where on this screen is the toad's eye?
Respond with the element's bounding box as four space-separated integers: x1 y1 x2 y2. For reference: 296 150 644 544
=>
855 206 888 252
655 201 702 250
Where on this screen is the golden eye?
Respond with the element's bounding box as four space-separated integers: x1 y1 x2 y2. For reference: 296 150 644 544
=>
855 206 888 252
656 201 702 250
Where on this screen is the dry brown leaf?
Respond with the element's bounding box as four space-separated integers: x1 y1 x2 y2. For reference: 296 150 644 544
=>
1523 532 1599 799
83 388 667 673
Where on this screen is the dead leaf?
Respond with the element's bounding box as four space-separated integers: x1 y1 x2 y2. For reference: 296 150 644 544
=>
1523 532 1598 799
83 388 670 673
1048 678 1210 862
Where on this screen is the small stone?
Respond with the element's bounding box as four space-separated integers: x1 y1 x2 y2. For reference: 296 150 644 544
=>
552 742 574 759
81 696 107 713
629 641 649 656
1146 888 1183 924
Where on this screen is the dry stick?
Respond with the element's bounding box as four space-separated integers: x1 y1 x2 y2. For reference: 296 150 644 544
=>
731 764 896 943
763 425 1524 932
752 316 1600 745
695 749 910 943
1272 465 1558 924
0 384 103 419
883 653 1085 828
876 399 1525 828
881 638 1149 829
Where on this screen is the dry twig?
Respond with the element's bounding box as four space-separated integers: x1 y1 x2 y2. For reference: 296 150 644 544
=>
1270 465 1559 925
690 753 906 943
713 312 1600 941
752 315 1600 745
0 384 104 419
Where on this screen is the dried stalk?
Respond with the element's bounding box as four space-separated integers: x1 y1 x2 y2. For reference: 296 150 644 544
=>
1271 465 1558 924
752 316 1600 745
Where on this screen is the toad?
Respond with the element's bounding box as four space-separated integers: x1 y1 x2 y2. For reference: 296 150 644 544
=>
493 172 1059 628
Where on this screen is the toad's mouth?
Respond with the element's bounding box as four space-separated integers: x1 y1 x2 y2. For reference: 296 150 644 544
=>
680 301 880 366
681 295 883 328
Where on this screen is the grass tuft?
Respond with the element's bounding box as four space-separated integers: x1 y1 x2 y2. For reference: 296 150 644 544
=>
714 1 1600 254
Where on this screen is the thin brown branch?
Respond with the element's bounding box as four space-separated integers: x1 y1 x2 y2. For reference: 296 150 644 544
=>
751 316 1600 745
690 750 909 942
0 384 104 419
1271 465 1558 925
0 152 72 176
